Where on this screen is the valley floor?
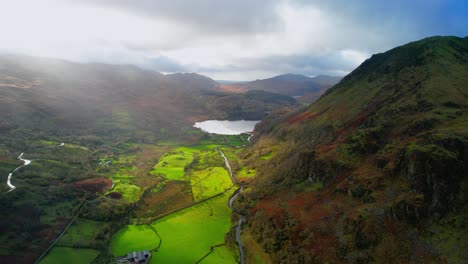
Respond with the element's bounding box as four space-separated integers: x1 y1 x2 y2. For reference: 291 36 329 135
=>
30 134 250 264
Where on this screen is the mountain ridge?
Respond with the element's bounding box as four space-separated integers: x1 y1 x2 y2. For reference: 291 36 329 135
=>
216 73 341 103
239 35 468 263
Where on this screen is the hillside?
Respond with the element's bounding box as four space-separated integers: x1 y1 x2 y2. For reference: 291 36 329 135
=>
217 74 341 102
238 36 468 263
0 55 296 145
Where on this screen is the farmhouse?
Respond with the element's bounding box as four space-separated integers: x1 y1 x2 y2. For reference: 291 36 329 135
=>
126 251 151 264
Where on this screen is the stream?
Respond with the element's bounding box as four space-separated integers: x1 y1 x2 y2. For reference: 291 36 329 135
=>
4 142 64 194
220 150 246 264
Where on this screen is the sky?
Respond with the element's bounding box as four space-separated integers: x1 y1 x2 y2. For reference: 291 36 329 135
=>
0 0 466 80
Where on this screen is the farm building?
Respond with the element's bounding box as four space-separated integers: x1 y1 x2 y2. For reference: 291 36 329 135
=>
126 251 151 264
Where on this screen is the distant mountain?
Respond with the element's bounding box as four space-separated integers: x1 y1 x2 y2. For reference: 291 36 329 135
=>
239 36 468 263
217 73 342 102
166 72 217 90
0 55 294 145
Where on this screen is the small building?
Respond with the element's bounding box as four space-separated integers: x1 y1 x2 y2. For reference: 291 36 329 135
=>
126 251 151 264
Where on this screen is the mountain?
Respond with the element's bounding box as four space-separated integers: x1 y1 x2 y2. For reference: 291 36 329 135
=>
217 74 342 102
0 54 296 145
165 72 218 90
238 36 468 263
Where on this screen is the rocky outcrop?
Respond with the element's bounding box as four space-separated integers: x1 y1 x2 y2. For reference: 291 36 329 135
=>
397 137 467 217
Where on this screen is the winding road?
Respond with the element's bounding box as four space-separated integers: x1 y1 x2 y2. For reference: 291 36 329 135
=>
5 153 31 193
4 142 64 194
219 150 246 264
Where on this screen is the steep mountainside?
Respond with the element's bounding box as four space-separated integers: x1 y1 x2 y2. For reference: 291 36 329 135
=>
239 36 468 263
217 74 341 102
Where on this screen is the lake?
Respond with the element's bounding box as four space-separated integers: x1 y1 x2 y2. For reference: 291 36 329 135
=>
193 120 260 135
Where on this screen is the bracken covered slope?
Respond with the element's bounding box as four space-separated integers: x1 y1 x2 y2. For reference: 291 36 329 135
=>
239 36 468 263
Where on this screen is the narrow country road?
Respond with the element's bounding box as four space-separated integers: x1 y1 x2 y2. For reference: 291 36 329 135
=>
4 142 64 194
219 150 246 264
5 153 31 193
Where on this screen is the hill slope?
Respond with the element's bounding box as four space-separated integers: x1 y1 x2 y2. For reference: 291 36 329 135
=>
217 74 341 102
239 36 468 263
0 55 296 146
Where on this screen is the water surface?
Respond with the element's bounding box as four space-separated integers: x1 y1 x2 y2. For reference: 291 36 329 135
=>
193 120 260 135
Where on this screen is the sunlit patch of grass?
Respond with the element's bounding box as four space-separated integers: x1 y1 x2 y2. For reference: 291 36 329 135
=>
112 182 142 202
150 150 193 180
150 145 218 180
260 151 274 160
190 167 232 201
237 167 257 178
149 189 235 263
110 225 160 256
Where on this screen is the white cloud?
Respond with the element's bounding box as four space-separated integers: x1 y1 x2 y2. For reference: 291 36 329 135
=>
0 0 461 80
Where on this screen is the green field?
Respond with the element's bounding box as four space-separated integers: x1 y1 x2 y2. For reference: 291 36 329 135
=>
150 145 219 180
190 167 233 201
149 190 236 263
237 167 257 178
40 247 100 264
110 225 161 256
112 182 142 202
58 219 109 247
150 147 196 180
111 189 237 263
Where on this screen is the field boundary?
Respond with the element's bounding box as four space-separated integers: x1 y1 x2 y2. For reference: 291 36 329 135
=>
193 243 226 264
141 185 235 224
33 200 86 264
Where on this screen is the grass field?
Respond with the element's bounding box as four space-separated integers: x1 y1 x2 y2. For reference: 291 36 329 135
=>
190 167 232 201
57 219 109 247
150 145 219 180
111 190 238 263
148 190 236 263
237 167 257 178
150 147 195 180
40 247 100 264
110 225 161 256
112 182 142 202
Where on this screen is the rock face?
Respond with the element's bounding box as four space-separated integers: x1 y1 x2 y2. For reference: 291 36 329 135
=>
398 138 466 217
239 36 468 263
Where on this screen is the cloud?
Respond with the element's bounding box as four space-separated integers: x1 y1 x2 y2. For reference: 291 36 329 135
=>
142 56 188 73
74 0 280 35
0 0 465 80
